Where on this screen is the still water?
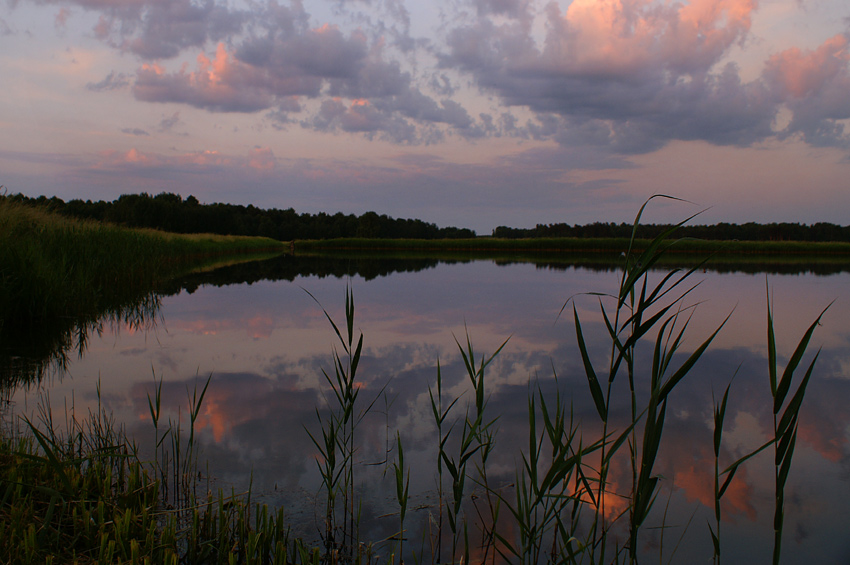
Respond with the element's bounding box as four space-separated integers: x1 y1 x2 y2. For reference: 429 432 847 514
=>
7 255 850 562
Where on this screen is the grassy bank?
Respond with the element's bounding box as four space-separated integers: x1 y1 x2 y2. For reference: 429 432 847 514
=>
293 236 850 256
0 197 286 323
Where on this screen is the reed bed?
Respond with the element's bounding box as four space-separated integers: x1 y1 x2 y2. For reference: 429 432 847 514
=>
0 197 285 323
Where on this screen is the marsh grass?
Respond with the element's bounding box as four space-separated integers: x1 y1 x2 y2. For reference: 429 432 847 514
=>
0 196 285 324
1 378 296 564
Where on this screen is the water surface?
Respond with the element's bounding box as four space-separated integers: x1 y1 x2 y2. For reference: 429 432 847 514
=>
7 255 850 562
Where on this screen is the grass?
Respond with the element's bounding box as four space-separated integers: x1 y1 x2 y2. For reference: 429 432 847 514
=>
0 379 297 565
0 196 285 324
0 197 832 563
293 235 850 256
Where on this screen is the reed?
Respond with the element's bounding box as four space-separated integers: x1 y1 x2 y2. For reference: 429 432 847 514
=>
0 196 285 324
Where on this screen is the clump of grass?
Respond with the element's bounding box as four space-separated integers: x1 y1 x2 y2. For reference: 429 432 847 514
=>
0 379 297 564
304 285 389 562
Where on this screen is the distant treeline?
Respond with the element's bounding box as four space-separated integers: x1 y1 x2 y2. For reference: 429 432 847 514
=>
9 192 850 242
5 192 476 240
493 221 850 242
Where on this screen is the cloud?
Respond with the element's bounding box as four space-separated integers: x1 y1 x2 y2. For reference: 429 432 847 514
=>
22 0 850 153
440 0 781 152
130 18 483 144
54 7 71 29
85 70 130 92
764 33 850 147
120 127 149 136
158 111 182 132
133 44 278 112
47 0 248 59
303 98 419 143
248 146 276 171
473 0 531 19
93 147 238 172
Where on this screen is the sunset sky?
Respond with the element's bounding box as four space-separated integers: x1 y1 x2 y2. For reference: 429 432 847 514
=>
1 0 848 232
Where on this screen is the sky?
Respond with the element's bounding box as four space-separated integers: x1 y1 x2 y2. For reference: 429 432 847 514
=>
1 0 849 233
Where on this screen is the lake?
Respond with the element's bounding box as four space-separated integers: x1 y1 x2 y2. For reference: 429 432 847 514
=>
5 254 850 563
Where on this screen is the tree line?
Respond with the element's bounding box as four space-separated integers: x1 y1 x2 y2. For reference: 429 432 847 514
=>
492 221 850 242
5 192 476 240
7 191 847 242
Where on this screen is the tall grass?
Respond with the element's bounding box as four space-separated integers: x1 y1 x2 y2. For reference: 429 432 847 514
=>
0 196 284 324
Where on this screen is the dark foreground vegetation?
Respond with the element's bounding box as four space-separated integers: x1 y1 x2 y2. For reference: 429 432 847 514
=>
0 196 832 563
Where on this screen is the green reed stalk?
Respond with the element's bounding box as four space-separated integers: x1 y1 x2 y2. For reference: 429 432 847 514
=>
571 195 727 562
393 432 410 560
428 362 447 562
435 333 506 563
305 284 386 562
491 379 608 564
456 332 507 563
766 287 830 565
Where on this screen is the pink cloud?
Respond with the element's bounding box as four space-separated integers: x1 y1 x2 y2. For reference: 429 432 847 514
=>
549 0 756 75
764 34 850 99
55 7 71 29
92 147 274 172
134 43 275 112
248 147 276 171
762 33 850 145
